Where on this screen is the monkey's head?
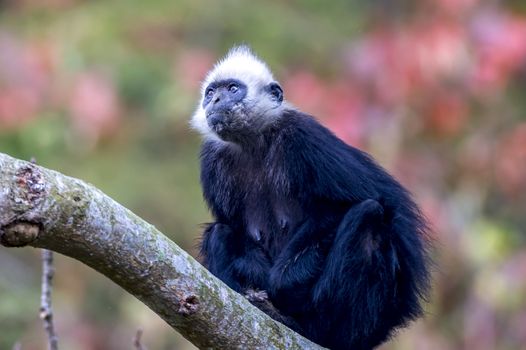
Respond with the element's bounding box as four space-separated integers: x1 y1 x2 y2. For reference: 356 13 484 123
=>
191 46 285 143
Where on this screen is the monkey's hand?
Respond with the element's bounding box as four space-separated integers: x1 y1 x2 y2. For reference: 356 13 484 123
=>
244 288 303 333
244 288 269 303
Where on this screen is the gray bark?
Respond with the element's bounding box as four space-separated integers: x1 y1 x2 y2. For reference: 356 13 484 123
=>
0 152 324 350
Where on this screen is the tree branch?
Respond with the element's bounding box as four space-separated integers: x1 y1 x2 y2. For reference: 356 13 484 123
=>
40 249 58 350
0 152 324 350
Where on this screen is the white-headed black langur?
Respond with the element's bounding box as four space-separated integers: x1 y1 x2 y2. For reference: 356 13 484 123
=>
192 46 430 350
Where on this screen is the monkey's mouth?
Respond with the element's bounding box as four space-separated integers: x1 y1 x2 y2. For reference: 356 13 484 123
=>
207 111 229 133
207 111 226 127
207 110 243 137
206 105 251 142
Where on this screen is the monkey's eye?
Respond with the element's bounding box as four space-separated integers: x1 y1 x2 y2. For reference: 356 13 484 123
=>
228 83 239 93
268 82 283 102
205 88 214 98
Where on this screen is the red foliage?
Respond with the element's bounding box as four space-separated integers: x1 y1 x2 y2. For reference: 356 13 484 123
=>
283 72 365 145
283 71 327 117
469 11 526 94
68 72 122 143
0 34 56 130
328 5 526 143
175 49 215 91
424 89 469 137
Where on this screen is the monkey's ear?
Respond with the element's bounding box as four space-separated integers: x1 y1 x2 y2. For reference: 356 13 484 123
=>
268 82 283 102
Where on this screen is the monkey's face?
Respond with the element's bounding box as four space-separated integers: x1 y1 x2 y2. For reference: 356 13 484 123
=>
202 78 249 137
191 46 285 144
200 78 283 142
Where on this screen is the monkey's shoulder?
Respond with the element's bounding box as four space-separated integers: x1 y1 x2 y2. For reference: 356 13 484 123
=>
273 109 371 166
271 109 385 200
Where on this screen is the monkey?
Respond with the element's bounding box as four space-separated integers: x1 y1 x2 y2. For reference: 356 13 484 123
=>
191 46 430 350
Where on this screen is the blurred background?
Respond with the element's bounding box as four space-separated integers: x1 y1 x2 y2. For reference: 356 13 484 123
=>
1 0 525 349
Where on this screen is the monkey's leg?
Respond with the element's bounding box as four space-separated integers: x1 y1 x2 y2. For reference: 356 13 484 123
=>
268 219 327 315
269 220 322 284
311 199 398 349
312 198 396 302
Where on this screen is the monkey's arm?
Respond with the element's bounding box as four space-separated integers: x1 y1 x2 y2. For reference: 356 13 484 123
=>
200 223 242 291
268 114 399 315
200 223 271 293
269 115 380 292
272 123 429 346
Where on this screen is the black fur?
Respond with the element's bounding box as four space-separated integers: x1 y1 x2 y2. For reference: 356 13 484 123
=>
199 109 430 350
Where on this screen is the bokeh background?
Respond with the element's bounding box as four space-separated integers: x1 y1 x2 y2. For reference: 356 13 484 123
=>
1 0 526 349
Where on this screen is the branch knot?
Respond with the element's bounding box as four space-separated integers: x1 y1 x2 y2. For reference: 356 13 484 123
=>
176 293 200 316
0 221 41 247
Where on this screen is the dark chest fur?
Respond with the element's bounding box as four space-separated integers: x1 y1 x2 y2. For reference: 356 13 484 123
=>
200 134 305 258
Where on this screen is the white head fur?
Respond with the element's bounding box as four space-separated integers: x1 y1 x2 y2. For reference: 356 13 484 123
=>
191 46 286 141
